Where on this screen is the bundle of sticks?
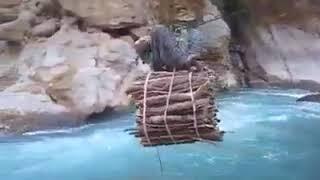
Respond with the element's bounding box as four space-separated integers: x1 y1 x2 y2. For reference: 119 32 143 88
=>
126 71 223 146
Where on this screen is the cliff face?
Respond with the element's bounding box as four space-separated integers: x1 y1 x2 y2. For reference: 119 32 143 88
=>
0 0 233 134
224 0 320 90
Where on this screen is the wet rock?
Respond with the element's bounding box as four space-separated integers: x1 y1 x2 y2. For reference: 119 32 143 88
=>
297 94 320 103
0 92 81 134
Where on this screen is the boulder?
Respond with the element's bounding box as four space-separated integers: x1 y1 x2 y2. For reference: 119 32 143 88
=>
2 23 150 133
20 0 59 16
0 0 61 42
31 18 59 37
196 15 237 88
13 24 150 118
130 26 152 39
57 0 148 29
0 42 21 90
297 94 320 103
0 66 18 91
149 0 220 23
0 17 31 42
0 0 21 7
197 19 231 63
0 0 21 23
0 92 80 134
149 0 206 23
119 35 134 45
0 6 20 23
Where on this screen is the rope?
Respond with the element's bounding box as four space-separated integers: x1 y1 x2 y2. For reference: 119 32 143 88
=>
189 72 201 138
143 72 152 145
156 147 164 176
163 68 176 144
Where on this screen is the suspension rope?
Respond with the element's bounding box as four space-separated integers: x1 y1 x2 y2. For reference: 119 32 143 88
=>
156 147 164 176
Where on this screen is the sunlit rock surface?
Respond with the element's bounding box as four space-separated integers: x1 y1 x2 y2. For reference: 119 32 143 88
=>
0 17 149 133
227 0 320 90
0 92 79 134
57 0 149 29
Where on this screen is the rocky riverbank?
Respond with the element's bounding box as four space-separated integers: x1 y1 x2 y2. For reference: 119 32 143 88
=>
0 0 235 134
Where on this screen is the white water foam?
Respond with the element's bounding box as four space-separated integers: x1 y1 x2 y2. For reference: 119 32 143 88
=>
239 91 309 98
23 124 94 136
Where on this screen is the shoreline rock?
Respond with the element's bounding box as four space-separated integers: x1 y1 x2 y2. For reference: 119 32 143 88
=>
297 94 320 103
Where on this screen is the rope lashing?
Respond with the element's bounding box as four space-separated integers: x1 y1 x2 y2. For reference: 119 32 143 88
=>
163 68 177 144
143 72 152 145
189 72 201 138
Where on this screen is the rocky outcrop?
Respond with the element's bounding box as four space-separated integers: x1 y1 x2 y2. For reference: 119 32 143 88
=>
57 0 149 29
31 18 60 37
12 22 149 115
0 0 60 42
196 19 237 88
222 0 320 90
0 0 20 23
246 25 320 90
0 16 149 133
0 13 32 42
0 92 80 134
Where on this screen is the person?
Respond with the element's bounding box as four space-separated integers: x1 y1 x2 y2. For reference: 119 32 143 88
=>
134 25 205 72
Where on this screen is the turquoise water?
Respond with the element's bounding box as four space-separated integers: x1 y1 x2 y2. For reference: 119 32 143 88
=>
1 89 320 180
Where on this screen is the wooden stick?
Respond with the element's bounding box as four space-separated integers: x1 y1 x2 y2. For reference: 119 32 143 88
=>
136 82 210 107
146 98 210 114
136 114 215 123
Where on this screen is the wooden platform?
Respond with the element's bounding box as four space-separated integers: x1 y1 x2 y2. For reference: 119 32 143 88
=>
126 71 223 146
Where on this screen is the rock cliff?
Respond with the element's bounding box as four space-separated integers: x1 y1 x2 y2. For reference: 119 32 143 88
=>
222 0 320 90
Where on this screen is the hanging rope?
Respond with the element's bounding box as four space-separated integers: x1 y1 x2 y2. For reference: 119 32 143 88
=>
189 72 201 138
163 68 176 144
156 147 164 176
143 72 152 145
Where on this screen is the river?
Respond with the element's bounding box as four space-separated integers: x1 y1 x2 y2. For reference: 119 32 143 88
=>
1 89 319 179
